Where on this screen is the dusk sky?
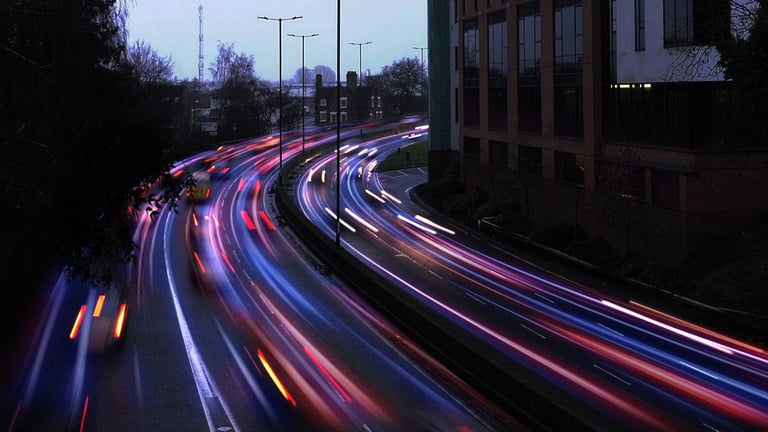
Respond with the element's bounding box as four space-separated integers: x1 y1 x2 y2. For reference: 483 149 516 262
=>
126 0 428 83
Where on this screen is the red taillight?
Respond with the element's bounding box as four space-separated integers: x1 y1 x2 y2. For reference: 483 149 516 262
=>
70 305 87 339
113 304 127 338
194 251 206 273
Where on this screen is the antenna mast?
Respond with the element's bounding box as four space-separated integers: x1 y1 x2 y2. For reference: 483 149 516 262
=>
198 4 204 82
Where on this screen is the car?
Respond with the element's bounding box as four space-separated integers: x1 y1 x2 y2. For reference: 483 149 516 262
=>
187 210 226 292
69 283 129 354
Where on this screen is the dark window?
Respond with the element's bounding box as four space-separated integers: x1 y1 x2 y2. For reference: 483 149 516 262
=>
488 12 508 130
464 137 481 161
489 87 508 130
455 87 460 123
464 19 480 127
454 46 459 70
663 0 730 47
554 81 583 137
464 88 480 126
488 12 508 82
518 2 541 134
518 3 541 76
555 151 585 185
652 171 680 209
489 140 508 169
554 1 583 74
603 82 724 149
635 0 645 51
518 145 542 176
554 1 583 138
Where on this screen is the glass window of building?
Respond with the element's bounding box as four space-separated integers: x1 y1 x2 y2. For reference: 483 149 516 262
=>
554 0 583 138
518 2 541 134
463 18 480 127
488 11 508 130
635 0 645 51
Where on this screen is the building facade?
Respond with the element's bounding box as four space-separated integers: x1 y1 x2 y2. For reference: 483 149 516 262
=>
314 71 384 125
436 0 768 258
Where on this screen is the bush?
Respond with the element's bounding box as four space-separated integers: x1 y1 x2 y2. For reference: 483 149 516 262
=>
442 194 474 223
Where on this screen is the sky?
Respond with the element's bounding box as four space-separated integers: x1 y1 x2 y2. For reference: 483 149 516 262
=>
126 0 427 83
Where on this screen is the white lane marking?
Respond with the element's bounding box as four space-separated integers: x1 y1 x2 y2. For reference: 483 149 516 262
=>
162 212 241 432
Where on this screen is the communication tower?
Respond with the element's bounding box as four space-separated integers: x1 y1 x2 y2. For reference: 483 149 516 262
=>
198 4 204 82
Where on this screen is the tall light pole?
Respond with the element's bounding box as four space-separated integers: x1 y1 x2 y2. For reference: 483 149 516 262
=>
413 46 428 98
336 1 342 248
258 15 302 184
288 32 319 154
348 41 371 85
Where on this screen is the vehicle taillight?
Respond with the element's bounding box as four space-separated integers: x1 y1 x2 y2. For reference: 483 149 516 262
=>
70 305 87 339
113 304 127 338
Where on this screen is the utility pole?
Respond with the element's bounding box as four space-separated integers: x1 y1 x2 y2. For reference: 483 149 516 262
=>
198 4 204 82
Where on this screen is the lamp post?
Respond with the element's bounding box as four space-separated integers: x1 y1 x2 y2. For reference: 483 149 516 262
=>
258 14 302 184
336 1 342 248
288 32 319 154
348 41 371 85
413 46 427 98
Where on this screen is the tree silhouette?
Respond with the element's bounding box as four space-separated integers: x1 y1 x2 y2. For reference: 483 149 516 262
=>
209 42 272 139
127 40 175 85
0 1 184 296
379 57 422 115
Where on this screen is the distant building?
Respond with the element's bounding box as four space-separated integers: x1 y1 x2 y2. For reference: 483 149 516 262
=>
314 71 384 125
431 0 768 258
151 84 192 148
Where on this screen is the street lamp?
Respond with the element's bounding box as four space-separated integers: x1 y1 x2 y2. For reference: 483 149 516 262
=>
288 32 319 154
348 41 371 85
336 1 342 248
413 46 427 97
258 14 302 184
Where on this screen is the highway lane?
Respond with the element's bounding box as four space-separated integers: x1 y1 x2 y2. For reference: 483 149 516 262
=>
292 129 768 431
4 121 520 431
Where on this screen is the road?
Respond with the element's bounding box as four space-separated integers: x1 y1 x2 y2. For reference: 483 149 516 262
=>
4 121 520 431
290 129 768 431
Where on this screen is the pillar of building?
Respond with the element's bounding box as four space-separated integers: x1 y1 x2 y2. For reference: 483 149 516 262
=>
427 0 457 184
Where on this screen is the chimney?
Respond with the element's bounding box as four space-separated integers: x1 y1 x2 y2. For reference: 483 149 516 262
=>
346 71 358 91
315 73 323 91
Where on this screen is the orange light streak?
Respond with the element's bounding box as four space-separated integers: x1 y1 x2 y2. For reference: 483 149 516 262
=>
92 294 105 317
70 305 87 339
257 349 296 407
114 304 127 338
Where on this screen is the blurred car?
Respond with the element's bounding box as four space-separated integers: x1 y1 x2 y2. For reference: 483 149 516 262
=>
69 286 128 354
187 210 226 292
207 157 232 180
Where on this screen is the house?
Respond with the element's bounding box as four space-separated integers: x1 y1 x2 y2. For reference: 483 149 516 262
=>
429 0 768 259
314 71 384 125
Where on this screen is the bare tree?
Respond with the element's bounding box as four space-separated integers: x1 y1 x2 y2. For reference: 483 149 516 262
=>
126 40 174 85
312 64 336 84
379 57 422 115
289 66 313 85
